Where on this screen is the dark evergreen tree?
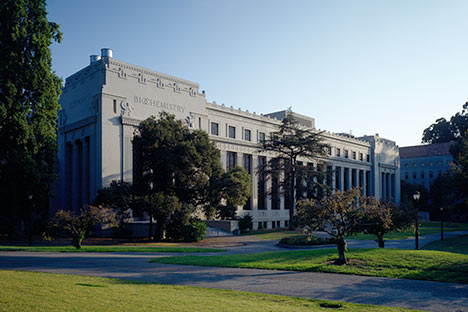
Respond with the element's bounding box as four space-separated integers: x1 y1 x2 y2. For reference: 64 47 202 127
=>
132 112 224 240
261 109 329 228
422 103 468 143
0 0 62 240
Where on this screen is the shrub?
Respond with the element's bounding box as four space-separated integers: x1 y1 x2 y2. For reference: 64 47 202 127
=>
238 215 253 233
182 218 207 242
279 235 338 246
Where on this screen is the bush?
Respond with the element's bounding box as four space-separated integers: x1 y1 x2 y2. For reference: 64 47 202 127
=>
279 235 338 246
238 215 253 233
182 218 207 242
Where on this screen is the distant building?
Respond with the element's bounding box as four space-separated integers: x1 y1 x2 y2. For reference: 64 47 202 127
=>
52 48 400 230
399 142 454 189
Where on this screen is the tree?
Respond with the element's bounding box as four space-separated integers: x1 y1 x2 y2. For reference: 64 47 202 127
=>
422 103 468 143
132 112 224 240
94 180 132 221
295 188 363 264
450 132 468 217
359 198 412 248
0 0 62 239
216 166 252 220
47 206 117 249
261 109 329 228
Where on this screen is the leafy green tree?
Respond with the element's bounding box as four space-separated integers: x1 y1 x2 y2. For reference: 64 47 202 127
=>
451 132 468 217
47 205 117 249
359 198 412 248
0 0 62 239
94 180 132 221
132 112 223 239
261 109 329 228
422 103 468 143
216 166 252 220
295 188 363 264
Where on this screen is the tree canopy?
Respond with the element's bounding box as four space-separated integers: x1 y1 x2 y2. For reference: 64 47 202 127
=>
422 103 468 144
0 0 62 237
261 109 329 228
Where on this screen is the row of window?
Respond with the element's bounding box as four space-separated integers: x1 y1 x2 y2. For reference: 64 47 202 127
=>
404 170 444 180
210 122 266 143
329 146 370 162
402 160 452 168
256 220 288 229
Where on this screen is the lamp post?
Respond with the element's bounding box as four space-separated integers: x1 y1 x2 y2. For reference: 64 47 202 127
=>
440 207 444 240
27 193 33 246
413 191 420 250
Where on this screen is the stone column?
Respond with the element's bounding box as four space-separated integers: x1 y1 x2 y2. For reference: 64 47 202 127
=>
347 168 352 190
339 167 344 191
71 140 80 212
331 165 336 192
81 137 90 206
251 155 258 210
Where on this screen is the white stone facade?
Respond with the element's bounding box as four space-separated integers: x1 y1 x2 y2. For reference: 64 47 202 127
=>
53 49 400 230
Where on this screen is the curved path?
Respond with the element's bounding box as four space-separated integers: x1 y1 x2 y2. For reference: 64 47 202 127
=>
1 231 468 312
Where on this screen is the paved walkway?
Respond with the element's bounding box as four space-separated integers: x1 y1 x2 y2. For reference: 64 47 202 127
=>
1 231 468 311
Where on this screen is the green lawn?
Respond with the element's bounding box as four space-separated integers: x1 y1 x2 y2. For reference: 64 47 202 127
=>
422 234 468 254
242 222 468 241
151 248 468 284
0 270 417 312
0 245 226 253
348 221 468 240
243 229 302 240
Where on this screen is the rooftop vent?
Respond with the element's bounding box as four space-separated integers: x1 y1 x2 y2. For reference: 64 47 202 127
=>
101 48 113 58
89 55 101 64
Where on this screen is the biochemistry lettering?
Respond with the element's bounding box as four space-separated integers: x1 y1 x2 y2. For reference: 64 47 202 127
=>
133 96 185 113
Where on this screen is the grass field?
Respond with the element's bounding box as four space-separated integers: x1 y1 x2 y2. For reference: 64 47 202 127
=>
151 248 468 284
422 234 468 254
242 222 468 241
0 270 417 312
0 245 226 253
348 221 468 240
243 229 302 240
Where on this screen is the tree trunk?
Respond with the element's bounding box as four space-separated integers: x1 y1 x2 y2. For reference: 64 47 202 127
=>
28 216 33 246
377 235 385 248
336 238 347 265
72 233 84 249
154 218 164 241
289 160 295 230
149 213 154 240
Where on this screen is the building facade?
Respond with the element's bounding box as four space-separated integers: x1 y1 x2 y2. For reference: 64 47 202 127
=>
53 49 400 230
400 142 454 189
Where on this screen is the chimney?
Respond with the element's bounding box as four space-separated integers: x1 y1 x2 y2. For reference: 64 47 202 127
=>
89 55 101 64
101 48 113 58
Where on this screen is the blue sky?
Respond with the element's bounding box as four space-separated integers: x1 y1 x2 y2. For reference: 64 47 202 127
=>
47 0 468 147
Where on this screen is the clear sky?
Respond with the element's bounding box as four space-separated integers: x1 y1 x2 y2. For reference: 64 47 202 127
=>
47 0 468 147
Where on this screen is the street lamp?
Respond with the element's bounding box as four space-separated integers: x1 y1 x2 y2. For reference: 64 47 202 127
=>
413 191 420 250
440 207 444 240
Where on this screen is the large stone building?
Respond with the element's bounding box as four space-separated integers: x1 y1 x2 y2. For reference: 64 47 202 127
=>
53 49 400 230
400 142 454 189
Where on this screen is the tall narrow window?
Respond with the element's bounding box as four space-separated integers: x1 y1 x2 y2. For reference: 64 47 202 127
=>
228 126 236 139
244 129 251 141
211 122 219 135
113 99 117 113
258 156 267 210
243 154 252 210
227 152 237 171
259 132 266 143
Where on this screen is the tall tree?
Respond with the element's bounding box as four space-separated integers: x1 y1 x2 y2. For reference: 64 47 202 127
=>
261 109 329 228
422 103 468 143
132 112 224 240
0 0 62 239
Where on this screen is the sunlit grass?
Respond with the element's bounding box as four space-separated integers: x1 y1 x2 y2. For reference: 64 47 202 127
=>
152 248 468 284
0 270 417 312
0 245 226 253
